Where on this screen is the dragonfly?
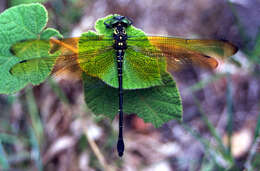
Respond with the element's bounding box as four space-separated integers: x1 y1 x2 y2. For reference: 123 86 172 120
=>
9 15 238 157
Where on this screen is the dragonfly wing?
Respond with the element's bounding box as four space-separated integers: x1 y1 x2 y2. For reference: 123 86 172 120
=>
10 36 114 82
11 36 113 57
10 48 113 82
128 36 238 71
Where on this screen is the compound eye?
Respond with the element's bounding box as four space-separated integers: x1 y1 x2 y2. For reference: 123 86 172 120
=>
114 28 119 34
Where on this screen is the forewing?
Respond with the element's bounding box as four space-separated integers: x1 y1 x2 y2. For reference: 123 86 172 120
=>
10 36 114 82
128 36 238 71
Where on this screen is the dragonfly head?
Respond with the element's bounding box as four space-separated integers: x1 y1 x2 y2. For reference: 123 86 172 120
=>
104 15 132 29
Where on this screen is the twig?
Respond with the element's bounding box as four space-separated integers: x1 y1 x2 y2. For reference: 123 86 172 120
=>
83 125 113 171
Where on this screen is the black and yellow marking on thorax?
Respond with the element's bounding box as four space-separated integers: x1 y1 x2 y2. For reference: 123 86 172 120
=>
113 24 128 51
113 23 128 78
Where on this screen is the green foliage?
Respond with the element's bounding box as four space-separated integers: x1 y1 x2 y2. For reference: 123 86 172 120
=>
0 3 61 94
10 0 48 6
0 4 182 127
83 72 182 128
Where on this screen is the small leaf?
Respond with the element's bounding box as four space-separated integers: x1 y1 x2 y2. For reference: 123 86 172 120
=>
0 3 61 94
83 72 182 128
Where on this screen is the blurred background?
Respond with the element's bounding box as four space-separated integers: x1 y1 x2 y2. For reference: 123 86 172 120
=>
0 0 260 170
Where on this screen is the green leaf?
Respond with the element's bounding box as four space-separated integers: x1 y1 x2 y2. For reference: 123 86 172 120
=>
10 0 48 6
83 72 182 128
79 15 165 89
82 15 181 127
0 3 61 94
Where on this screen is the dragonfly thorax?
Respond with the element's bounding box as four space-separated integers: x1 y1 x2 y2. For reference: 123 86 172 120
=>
113 25 128 50
103 15 132 50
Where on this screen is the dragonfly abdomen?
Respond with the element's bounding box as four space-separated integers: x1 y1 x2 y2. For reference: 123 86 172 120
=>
116 49 124 157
